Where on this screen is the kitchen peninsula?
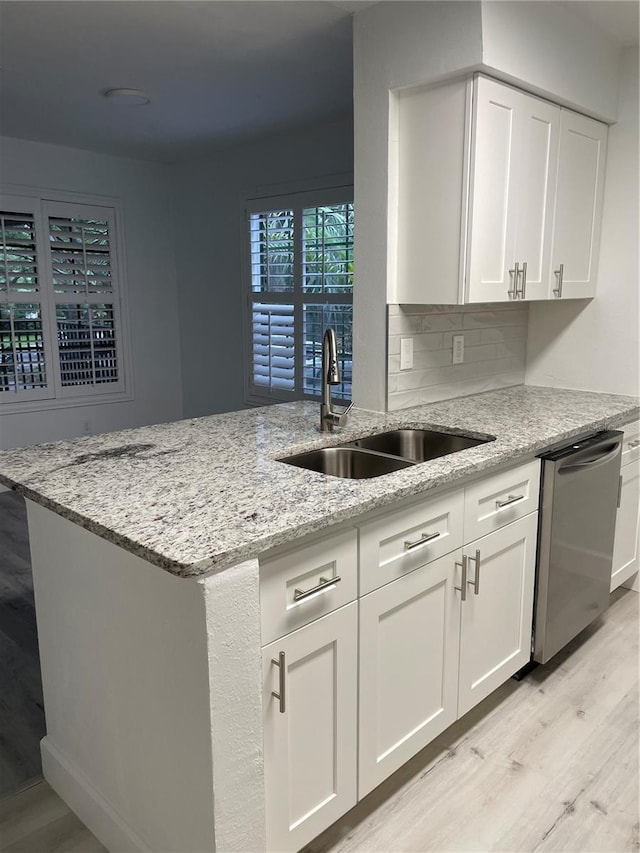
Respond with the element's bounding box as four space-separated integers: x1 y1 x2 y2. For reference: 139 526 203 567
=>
0 385 638 853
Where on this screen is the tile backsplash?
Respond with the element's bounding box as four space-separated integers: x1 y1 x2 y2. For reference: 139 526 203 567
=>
388 304 529 410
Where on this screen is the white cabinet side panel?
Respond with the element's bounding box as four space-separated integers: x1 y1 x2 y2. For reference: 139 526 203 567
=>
611 462 640 591
396 79 468 304
26 501 216 853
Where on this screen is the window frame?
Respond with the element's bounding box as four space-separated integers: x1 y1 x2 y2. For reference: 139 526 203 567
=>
241 177 354 407
0 185 133 414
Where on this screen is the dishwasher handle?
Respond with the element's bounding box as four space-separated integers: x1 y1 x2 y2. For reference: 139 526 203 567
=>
558 440 621 474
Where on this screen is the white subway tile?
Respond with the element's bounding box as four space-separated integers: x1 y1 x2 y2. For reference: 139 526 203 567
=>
388 354 401 375
421 313 463 332
412 349 453 370
412 332 444 351
389 314 423 336
460 343 498 363
388 335 400 355
496 340 526 360
388 390 422 410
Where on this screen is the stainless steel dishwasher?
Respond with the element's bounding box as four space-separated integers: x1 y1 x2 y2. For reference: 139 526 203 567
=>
532 430 623 664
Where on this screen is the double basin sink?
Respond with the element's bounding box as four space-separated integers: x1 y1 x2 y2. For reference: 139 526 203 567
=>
279 428 495 479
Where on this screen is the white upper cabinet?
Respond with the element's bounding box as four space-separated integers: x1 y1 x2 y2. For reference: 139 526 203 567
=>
467 77 559 303
394 75 608 305
550 111 608 299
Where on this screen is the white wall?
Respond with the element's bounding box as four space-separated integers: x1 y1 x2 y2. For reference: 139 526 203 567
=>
0 136 183 449
172 117 354 419
480 1 621 122
353 1 483 412
353 0 623 412
526 48 639 397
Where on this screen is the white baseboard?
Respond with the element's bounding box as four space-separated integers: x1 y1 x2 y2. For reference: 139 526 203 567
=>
622 570 639 592
41 737 151 853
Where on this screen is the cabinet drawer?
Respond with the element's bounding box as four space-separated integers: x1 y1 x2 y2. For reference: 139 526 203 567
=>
464 460 540 542
621 420 640 466
359 489 464 595
260 529 357 646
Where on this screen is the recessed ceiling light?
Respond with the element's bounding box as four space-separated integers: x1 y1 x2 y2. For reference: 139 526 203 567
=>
103 88 150 106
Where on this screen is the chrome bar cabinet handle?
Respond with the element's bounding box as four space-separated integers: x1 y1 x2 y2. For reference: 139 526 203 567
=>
553 263 564 297
294 575 341 602
271 651 286 713
468 549 481 595
404 531 440 551
519 261 527 299
455 554 468 601
508 261 520 299
496 494 524 509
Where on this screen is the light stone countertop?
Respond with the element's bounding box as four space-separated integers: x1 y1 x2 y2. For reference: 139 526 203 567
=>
0 385 638 578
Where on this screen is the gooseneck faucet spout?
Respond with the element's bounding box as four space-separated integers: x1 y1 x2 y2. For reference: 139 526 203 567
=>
320 328 353 432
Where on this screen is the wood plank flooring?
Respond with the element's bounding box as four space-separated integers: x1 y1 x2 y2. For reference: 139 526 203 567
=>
0 578 636 852
306 586 639 853
0 492 45 798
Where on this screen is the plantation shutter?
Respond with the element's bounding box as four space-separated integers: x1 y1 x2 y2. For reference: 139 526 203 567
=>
251 302 295 392
245 190 353 403
43 201 124 395
0 201 52 400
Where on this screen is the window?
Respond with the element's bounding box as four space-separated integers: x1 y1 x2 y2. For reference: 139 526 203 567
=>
0 192 127 408
245 188 353 404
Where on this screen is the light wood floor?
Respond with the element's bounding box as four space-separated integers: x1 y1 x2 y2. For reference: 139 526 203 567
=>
0 492 45 798
0 587 637 852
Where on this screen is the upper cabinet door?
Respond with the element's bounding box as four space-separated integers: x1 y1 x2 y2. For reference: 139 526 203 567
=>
513 97 560 301
467 77 521 303
550 111 608 299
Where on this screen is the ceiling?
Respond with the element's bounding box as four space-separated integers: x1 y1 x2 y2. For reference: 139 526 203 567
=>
0 1 358 163
0 1 637 165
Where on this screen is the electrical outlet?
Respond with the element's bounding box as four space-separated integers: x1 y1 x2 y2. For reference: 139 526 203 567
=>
452 334 465 364
400 337 414 370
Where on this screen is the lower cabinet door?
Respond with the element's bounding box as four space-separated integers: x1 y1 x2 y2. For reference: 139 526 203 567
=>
611 462 640 591
458 513 537 717
262 603 357 853
358 550 463 798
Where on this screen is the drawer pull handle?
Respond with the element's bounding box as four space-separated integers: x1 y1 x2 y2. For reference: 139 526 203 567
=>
468 549 481 595
404 531 440 551
518 261 527 300
496 494 524 509
508 261 520 299
293 575 341 602
455 554 468 602
628 439 640 448
271 651 286 714
553 263 564 297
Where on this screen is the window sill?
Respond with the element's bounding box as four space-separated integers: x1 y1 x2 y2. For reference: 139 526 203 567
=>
0 390 134 416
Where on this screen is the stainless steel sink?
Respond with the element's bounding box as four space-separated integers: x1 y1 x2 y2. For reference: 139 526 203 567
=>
343 428 495 463
278 446 414 479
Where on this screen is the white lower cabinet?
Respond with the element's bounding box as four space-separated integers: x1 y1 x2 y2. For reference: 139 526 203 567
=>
611 461 640 591
262 603 358 853
457 513 538 716
358 550 463 797
261 461 541 851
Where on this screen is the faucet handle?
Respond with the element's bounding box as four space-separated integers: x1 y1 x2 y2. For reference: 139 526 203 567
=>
332 401 354 424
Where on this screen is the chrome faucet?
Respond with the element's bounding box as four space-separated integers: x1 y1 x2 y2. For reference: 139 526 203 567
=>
320 328 353 432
